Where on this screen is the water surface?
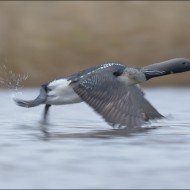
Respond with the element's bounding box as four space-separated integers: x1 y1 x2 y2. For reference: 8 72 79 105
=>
0 87 190 189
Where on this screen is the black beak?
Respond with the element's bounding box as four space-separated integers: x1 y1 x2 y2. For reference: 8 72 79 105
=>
141 58 190 80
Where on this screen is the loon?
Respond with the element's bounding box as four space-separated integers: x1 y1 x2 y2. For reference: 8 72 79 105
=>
14 58 190 129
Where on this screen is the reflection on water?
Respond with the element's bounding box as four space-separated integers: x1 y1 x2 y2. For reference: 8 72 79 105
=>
0 87 190 188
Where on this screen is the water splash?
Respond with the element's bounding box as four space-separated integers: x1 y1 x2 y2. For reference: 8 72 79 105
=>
0 64 29 90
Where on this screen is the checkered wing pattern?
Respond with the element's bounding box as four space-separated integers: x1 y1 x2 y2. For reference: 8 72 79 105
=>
73 67 163 128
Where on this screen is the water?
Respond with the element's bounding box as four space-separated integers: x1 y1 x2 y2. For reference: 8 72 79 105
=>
1 87 190 189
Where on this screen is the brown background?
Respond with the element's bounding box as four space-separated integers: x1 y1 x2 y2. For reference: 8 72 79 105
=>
0 1 190 87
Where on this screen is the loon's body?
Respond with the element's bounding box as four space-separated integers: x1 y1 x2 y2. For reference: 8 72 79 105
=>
14 58 190 129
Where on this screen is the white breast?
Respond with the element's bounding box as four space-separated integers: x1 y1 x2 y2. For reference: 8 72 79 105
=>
46 79 82 105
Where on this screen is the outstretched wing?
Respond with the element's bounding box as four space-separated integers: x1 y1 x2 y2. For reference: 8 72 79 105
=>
129 85 163 121
72 67 163 128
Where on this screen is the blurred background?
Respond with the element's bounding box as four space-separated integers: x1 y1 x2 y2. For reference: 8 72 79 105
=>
0 1 190 87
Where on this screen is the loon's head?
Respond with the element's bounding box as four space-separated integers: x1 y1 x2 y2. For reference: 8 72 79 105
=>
141 58 190 80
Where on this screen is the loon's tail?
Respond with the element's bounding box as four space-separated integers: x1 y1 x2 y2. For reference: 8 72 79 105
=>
13 86 47 108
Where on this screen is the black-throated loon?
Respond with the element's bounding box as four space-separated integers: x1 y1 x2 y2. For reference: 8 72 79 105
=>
14 58 190 129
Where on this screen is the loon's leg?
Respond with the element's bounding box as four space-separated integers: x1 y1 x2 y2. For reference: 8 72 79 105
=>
40 104 51 135
43 104 51 124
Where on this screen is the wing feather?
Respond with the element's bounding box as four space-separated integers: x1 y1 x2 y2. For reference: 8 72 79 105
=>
73 67 163 128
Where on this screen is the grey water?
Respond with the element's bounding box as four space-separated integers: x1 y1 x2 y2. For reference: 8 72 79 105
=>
1 87 190 189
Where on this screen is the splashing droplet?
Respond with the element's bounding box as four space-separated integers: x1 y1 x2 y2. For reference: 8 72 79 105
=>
0 63 29 93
